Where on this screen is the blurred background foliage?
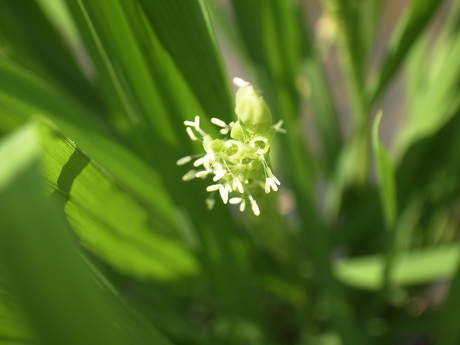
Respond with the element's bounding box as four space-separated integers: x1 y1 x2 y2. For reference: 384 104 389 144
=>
0 0 460 344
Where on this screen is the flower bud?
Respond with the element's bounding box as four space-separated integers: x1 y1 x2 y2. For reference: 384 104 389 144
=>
233 79 273 138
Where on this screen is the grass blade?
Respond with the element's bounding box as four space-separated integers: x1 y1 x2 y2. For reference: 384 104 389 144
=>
0 123 174 345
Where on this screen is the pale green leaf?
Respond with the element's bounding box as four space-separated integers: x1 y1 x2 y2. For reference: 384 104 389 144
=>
335 244 460 290
372 111 397 228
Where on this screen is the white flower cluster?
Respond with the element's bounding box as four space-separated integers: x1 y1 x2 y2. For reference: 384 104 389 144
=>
177 78 284 216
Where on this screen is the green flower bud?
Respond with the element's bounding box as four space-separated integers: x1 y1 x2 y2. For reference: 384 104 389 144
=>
233 78 273 138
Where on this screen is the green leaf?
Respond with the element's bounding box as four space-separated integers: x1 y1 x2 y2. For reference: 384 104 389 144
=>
0 288 34 344
372 112 397 228
0 0 101 110
436 260 460 345
0 123 174 345
39 123 199 281
0 57 181 232
395 23 460 155
335 244 460 290
368 0 444 104
137 0 233 121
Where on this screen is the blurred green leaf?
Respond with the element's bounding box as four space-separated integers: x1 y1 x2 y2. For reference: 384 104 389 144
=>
368 0 444 104
0 0 101 110
436 259 460 345
336 244 460 290
396 22 460 155
372 112 397 228
136 0 233 121
0 123 174 345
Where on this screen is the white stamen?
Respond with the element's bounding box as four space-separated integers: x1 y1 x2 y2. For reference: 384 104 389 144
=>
273 120 286 133
265 180 271 194
265 178 278 193
184 120 196 127
233 179 244 194
240 199 246 212
211 118 227 128
195 170 209 178
182 170 197 181
213 169 226 181
206 184 221 192
176 156 192 166
206 198 215 210
233 77 249 88
186 127 198 141
249 195 260 216
193 157 205 167
220 128 229 135
229 197 243 204
219 185 229 204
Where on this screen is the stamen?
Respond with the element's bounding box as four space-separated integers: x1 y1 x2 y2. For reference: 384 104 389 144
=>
182 170 197 181
219 185 229 204
176 156 192 166
206 197 215 210
248 195 260 216
211 118 227 128
265 178 279 193
233 178 244 194
229 197 243 204
186 127 198 141
196 170 209 178
193 157 206 167
233 77 249 88
240 199 246 212
206 184 221 192
213 169 226 181
273 120 286 133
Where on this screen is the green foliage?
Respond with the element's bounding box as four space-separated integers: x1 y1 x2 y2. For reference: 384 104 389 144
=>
0 0 459 344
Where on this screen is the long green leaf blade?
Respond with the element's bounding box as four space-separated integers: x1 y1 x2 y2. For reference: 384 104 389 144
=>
0 123 174 345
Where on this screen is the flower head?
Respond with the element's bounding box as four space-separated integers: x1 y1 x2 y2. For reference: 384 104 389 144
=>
177 78 284 216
